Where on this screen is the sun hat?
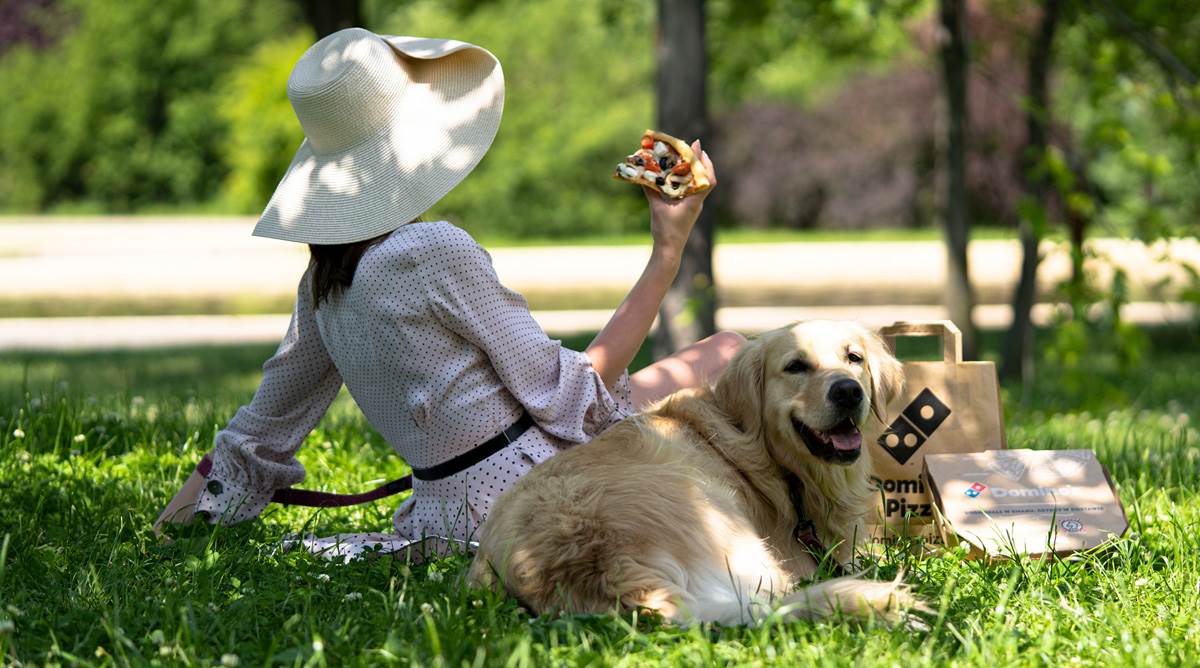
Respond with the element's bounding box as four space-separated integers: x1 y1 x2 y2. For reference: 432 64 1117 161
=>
251 27 505 244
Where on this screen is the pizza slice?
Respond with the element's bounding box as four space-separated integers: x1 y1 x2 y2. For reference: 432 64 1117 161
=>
613 130 711 199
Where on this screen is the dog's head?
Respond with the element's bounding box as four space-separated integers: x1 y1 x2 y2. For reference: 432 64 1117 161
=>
714 320 903 467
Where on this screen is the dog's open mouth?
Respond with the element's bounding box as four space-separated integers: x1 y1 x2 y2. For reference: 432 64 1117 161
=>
792 416 863 464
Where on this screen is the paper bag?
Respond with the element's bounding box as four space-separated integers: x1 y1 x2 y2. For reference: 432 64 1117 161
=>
868 320 1006 537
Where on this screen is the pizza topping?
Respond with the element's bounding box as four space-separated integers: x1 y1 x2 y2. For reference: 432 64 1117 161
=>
614 129 708 200
616 163 643 180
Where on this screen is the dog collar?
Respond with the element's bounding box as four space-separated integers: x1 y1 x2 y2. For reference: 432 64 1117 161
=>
784 472 843 574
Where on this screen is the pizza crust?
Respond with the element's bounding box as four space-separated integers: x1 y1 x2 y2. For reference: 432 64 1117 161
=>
613 129 711 198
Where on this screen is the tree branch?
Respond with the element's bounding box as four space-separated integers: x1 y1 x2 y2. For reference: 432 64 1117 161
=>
1093 0 1198 87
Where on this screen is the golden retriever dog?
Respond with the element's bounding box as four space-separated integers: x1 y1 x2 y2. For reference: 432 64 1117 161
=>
469 320 922 626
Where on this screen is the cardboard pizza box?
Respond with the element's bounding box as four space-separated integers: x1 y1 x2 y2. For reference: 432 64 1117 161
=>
868 321 1006 538
923 449 1128 559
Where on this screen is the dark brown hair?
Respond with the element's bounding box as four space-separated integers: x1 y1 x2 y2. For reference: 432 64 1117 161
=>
307 222 418 307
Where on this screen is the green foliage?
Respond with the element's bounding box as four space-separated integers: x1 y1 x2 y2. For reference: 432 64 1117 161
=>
707 0 921 107
217 31 314 214
0 0 299 212
377 0 656 237
2 331 1199 664
1056 7 1200 242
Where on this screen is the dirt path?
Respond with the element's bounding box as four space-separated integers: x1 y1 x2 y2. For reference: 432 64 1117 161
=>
1 217 1196 349
4 218 1196 304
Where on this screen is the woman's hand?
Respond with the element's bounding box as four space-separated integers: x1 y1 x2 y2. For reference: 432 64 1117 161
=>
645 140 717 264
152 468 206 537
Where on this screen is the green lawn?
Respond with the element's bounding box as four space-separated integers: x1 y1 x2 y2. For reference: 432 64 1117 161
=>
1 329 1198 666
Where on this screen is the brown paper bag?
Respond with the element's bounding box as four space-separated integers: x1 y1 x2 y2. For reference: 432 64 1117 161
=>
868 320 1006 537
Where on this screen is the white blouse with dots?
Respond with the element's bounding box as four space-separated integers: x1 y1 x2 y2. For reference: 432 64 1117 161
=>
195 220 634 555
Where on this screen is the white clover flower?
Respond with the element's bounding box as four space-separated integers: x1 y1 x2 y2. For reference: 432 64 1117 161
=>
11 429 24 439
343 592 362 602
221 653 240 667
316 573 331 582
73 434 86 444
420 603 434 615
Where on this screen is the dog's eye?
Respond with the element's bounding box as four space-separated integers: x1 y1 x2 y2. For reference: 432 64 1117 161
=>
846 351 864 365
783 359 812 374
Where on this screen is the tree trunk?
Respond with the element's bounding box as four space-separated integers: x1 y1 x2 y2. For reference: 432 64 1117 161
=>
296 0 363 39
653 0 715 360
1001 0 1061 384
937 0 978 360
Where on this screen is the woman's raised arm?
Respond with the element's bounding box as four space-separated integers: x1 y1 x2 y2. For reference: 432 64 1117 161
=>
585 143 718 390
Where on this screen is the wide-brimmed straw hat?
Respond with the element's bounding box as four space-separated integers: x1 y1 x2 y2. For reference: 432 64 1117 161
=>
252 27 504 244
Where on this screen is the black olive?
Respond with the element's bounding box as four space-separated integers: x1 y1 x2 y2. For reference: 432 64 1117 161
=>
658 157 669 170
632 156 644 166
655 176 665 186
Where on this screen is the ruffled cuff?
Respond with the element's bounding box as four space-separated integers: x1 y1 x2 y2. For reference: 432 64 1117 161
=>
522 347 634 444
194 473 272 526
590 368 635 435
570 350 635 440
193 451 281 526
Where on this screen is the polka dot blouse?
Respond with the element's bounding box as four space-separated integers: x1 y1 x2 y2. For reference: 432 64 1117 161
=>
195 221 634 546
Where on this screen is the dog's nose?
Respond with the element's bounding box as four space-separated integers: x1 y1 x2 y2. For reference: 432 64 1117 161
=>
829 379 864 409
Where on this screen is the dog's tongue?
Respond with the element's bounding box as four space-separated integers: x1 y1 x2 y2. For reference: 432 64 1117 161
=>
829 431 862 451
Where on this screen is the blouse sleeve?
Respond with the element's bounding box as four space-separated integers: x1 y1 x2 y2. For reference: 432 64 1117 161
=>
422 227 634 443
194 269 343 525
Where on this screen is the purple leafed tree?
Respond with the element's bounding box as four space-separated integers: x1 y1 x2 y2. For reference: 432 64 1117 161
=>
0 0 62 55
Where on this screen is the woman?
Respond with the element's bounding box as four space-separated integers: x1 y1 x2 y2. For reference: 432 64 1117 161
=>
156 28 742 558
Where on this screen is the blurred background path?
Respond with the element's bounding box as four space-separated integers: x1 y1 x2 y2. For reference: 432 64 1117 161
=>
2 218 1194 350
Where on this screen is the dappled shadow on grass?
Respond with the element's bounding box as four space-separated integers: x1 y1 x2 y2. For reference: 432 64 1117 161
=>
1 344 281 402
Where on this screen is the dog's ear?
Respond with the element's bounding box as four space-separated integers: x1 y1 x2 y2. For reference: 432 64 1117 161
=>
863 329 904 424
714 335 766 436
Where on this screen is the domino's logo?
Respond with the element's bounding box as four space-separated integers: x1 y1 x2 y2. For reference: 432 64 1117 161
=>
877 388 951 465
964 482 987 498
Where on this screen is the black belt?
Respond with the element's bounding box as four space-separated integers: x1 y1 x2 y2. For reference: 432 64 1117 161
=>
194 411 535 508
411 411 536 481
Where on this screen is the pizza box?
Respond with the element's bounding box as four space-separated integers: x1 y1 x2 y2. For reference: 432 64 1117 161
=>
922 449 1127 559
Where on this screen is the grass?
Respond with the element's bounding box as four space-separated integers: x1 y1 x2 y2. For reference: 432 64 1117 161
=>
1 328 1198 666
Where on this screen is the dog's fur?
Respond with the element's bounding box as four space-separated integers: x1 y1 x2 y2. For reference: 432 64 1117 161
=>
469 321 915 625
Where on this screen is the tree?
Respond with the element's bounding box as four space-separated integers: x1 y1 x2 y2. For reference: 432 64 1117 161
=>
295 0 361 39
653 0 715 358
937 0 978 360
1002 0 1062 385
